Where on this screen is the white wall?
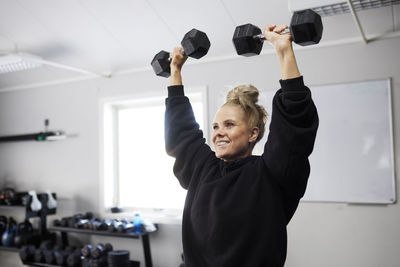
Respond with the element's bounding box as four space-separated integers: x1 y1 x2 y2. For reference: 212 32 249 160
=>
0 36 399 267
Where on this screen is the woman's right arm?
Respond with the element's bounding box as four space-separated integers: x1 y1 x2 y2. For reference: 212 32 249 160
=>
165 48 214 189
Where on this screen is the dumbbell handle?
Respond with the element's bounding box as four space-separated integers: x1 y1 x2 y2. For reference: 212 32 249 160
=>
254 28 290 41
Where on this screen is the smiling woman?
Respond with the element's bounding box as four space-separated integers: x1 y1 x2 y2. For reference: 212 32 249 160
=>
212 86 267 162
163 24 319 267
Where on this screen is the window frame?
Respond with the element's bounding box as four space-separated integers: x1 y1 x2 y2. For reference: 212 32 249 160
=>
99 86 208 224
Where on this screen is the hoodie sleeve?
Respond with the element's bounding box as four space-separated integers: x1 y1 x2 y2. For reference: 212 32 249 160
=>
165 85 215 189
262 76 319 221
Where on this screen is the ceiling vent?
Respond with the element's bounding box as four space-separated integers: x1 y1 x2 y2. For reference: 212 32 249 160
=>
289 0 400 16
289 0 400 43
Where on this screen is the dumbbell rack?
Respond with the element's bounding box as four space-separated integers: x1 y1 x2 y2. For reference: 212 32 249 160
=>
48 226 156 267
0 193 57 254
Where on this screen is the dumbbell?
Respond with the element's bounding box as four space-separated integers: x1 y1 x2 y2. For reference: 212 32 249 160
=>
91 243 113 259
67 247 82 267
117 220 134 233
14 219 34 248
55 246 75 266
108 250 130 267
34 240 55 263
151 28 211 77
232 9 323 56
19 245 36 262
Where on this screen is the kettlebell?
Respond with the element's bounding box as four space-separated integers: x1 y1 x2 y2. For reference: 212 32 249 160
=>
14 219 34 248
1 217 17 247
29 190 42 212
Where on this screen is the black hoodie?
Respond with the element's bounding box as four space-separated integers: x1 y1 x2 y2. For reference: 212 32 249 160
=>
165 76 319 267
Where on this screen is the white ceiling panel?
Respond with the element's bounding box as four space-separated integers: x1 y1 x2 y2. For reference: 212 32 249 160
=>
0 1 54 53
76 0 178 71
16 0 124 71
0 0 399 90
147 0 237 57
221 0 293 28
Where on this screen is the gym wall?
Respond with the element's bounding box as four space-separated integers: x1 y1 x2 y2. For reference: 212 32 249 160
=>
0 37 399 267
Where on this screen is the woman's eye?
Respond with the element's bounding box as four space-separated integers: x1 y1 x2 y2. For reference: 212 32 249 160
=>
213 125 218 130
226 122 234 127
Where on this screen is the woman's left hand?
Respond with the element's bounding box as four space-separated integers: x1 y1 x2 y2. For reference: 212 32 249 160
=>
264 25 292 53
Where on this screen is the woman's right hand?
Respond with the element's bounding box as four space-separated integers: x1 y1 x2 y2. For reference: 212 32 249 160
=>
170 47 188 73
169 47 188 86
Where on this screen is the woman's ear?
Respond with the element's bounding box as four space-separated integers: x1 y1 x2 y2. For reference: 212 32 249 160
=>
249 127 259 143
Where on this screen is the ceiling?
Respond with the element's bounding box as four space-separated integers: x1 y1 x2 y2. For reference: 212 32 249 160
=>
0 0 399 91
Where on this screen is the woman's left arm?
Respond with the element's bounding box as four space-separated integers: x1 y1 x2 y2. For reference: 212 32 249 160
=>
262 25 319 221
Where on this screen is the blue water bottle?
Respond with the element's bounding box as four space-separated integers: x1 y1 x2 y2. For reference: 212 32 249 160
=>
133 214 142 234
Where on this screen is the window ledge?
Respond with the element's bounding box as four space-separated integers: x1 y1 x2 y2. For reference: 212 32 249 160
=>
101 209 183 225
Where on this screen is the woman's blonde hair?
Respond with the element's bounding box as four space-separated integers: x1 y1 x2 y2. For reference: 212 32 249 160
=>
224 84 268 143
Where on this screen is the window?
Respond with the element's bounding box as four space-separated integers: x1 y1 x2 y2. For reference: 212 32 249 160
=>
101 88 207 220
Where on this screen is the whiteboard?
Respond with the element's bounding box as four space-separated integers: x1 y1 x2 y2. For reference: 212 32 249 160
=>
254 79 395 204
231 79 396 204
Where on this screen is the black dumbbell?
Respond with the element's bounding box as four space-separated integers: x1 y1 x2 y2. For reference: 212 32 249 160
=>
107 250 130 267
232 9 323 56
117 220 134 233
67 247 82 267
91 243 113 259
89 257 107 267
81 244 93 258
55 246 75 266
19 245 36 262
151 28 211 77
34 240 54 263
89 218 107 231
45 244 63 264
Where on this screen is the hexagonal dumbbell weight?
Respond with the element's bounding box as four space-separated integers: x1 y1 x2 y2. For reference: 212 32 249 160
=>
232 9 323 56
151 28 211 77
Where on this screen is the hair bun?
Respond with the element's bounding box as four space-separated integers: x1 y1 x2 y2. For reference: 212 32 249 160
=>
224 84 268 143
226 84 259 106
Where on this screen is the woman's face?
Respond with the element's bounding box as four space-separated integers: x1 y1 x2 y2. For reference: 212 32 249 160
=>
212 104 259 162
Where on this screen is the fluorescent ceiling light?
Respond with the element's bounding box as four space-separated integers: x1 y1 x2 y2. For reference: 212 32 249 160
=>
0 53 43 74
0 52 111 77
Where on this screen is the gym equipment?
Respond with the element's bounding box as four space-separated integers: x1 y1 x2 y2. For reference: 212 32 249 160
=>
232 9 323 56
0 188 17 205
55 246 75 265
45 244 63 264
34 240 55 263
91 243 113 259
57 212 93 228
1 217 17 246
28 191 42 212
13 219 34 248
19 245 36 262
67 247 82 267
46 190 57 209
108 250 130 267
0 216 7 234
151 28 211 77
81 244 93 258
117 220 134 233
